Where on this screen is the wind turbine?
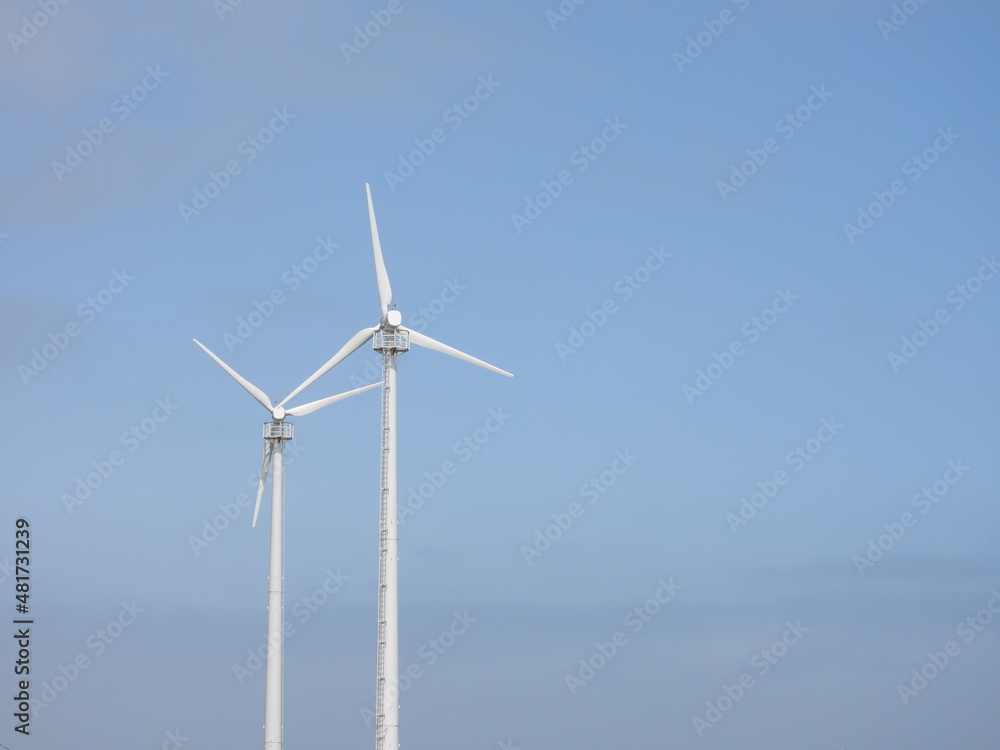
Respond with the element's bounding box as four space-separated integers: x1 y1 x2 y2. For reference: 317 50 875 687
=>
193 338 378 750
277 184 512 750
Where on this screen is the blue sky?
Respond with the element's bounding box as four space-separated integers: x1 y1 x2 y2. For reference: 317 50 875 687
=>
3 1 999 748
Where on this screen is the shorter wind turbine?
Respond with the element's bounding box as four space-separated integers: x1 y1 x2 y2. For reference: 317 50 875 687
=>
194 339 378 750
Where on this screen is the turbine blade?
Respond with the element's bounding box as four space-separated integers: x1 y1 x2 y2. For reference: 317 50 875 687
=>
367 183 393 315
193 339 273 413
252 441 274 528
277 327 376 407
403 327 513 378
285 382 380 417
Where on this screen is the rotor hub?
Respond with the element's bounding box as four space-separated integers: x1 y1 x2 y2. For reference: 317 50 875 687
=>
383 309 402 328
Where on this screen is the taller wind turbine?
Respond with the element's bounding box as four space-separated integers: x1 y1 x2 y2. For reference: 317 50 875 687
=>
194 339 378 750
278 184 512 750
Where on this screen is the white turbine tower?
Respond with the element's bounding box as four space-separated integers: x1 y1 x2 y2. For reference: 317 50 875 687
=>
194 338 378 750
277 184 512 750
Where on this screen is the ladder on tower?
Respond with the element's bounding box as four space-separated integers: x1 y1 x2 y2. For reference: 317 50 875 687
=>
375 353 391 750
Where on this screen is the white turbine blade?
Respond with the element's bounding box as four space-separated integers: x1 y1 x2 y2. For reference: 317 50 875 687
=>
193 339 273 413
285 382 380 417
277 327 376 407
403 327 514 378
252 441 274 528
366 183 393 315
